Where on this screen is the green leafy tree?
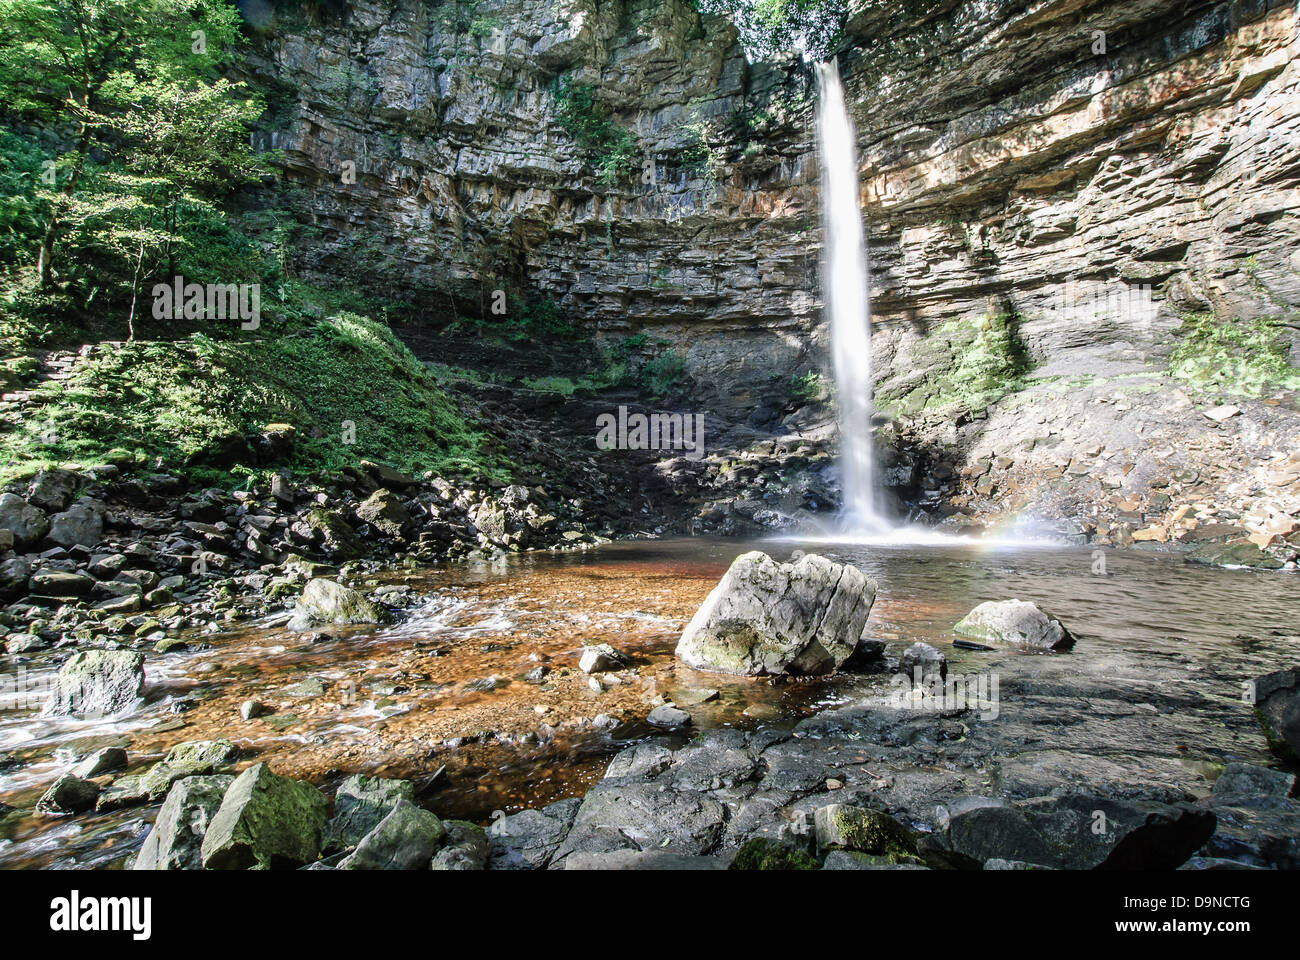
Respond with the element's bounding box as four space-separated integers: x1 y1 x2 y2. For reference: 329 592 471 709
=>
0 0 263 296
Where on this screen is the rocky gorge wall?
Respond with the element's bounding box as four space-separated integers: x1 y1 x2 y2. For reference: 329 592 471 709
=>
245 0 1300 547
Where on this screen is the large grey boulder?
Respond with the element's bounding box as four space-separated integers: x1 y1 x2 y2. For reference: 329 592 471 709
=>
0 493 47 546
28 568 96 599
134 775 234 870
46 500 105 548
199 763 329 869
953 600 1075 651
42 650 145 718
324 774 414 852
337 799 445 870
287 578 390 631
675 551 877 676
0 557 32 600
27 468 79 511
1251 668 1300 762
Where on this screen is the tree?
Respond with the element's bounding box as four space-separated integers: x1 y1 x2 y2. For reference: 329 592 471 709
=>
0 0 261 290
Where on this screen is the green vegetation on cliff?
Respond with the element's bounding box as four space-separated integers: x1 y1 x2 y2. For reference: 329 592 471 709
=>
1168 312 1300 397
552 80 637 186
877 312 1031 417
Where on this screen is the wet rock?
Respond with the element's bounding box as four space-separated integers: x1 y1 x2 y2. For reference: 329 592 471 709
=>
1186 541 1283 570
42 650 145 718
287 578 390 630
139 739 240 800
337 799 445 870
240 700 270 721
486 798 581 870
355 488 411 538
431 820 489 870
647 704 691 729
324 774 414 853
937 795 1216 870
200 762 329 869
675 550 877 676
37 773 100 815
579 643 627 674
46 501 105 549
551 783 726 865
0 493 47 546
5 632 47 654
1251 668 1300 762
898 641 947 681
566 849 730 870
133 775 234 870
953 600 1075 651
822 850 929 870
729 838 819 870
71 747 128 779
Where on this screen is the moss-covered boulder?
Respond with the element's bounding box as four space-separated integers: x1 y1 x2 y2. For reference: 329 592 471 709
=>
324 774 414 852
431 820 489 870
1186 541 1284 570
337 799 445 870
199 763 329 869
287 578 390 631
813 804 923 865
139 739 240 800
134 775 234 870
1252 668 1300 762
729 838 819 870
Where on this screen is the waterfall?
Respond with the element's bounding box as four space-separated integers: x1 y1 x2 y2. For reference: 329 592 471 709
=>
816 59 889 536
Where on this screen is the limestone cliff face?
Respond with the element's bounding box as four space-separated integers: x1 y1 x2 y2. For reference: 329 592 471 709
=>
249 0 1300 541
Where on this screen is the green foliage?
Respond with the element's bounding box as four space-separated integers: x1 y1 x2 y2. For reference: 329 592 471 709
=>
0 304 498 486
730 838 819 871
1168 312 1300 398
639 349 686 398
553 80 638 186
791 370 828 404
0 0 269 312
878 312 1031 417
697 0 850 59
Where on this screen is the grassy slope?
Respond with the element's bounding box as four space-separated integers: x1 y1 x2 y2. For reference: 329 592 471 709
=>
0 302 501 488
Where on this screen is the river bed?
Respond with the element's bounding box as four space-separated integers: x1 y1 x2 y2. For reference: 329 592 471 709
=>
1 537 1296 869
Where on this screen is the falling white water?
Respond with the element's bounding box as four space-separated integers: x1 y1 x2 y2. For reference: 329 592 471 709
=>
816 60 889 536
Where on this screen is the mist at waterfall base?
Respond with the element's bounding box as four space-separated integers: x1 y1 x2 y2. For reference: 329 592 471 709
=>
807 62 1050 549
